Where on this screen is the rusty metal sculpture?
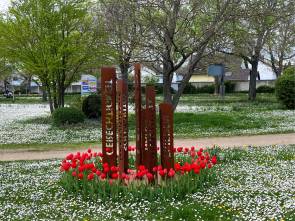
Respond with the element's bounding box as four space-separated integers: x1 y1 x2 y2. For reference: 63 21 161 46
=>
101 67 117 167
117 79 128 173
134 63 142 167
159 103 174 169
100 64 175 175
142 86 157 172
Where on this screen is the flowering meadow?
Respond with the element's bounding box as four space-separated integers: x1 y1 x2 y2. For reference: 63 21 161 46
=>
1 145 294 221
1 93 295 146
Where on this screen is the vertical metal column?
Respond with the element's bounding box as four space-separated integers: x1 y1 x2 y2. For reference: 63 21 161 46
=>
134 63 142 167
117 79 129 173
159 103 174 169
101 67 117 166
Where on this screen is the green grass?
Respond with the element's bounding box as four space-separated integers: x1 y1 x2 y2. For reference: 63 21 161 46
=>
0 95 46 104
1 93 294 149
0 94 81 104
174 112 265 130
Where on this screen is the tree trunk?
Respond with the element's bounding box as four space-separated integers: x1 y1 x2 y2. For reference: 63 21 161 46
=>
60 87 65 107
214 76 219 95
53 86 58 109
47 86 54 114
27 75 32 94
172 67 194 110
249 60 258 101
163 73 173 104
120 63 129 83
42 87 47 102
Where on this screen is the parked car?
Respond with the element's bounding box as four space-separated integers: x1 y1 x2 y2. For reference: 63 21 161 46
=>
3 90 13 98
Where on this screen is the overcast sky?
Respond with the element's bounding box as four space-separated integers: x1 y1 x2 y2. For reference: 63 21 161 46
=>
0 0 10 12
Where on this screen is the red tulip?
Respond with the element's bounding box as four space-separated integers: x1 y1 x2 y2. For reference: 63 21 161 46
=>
66 153 74 161
136 171 144 178
78 166 84 172
194 168 200 174
87 173 94 180
72 171 77 177
190 151 196 158
100 173 106 179
159 169 166 177
103 166 110 173
92 167 97 173
168 169 175 177
78 173 83 179
174 163 181 171
71 162 77 168
138 165 146 171
111 172 119 179
106 147 112 153
182 162 191 172
184 147 189 153
111 166 118 172
211 156 217 165
200 161 206 169
146 173 154 181
61 162 71 171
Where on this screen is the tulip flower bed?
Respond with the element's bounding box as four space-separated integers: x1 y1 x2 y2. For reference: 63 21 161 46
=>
60 147 218 200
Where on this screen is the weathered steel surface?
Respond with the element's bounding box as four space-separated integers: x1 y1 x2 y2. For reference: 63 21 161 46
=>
101 67 117 166
134 63 142 167
142 86 157 172
117 80 129 173
159 103 174 169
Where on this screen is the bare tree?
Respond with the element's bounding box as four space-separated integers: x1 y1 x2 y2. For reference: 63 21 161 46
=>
98 0 143 82
221 0 293 100
139 0 239 109
265 10 295 77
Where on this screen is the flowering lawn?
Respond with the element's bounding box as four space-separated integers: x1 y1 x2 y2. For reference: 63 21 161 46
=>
1 93 295 146
1 145 294 221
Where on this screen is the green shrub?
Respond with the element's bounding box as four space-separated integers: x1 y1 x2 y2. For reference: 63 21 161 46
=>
53 107 85 126
82 94 101 118
195 84 215 94
69 95 84 111
224 81 235 93
275 67 295 109
155 84 175 94
183 83 197 94
256 85 275 93
144 75 158 85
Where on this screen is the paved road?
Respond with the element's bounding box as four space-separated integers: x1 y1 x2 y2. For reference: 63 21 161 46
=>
1 133 294 161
